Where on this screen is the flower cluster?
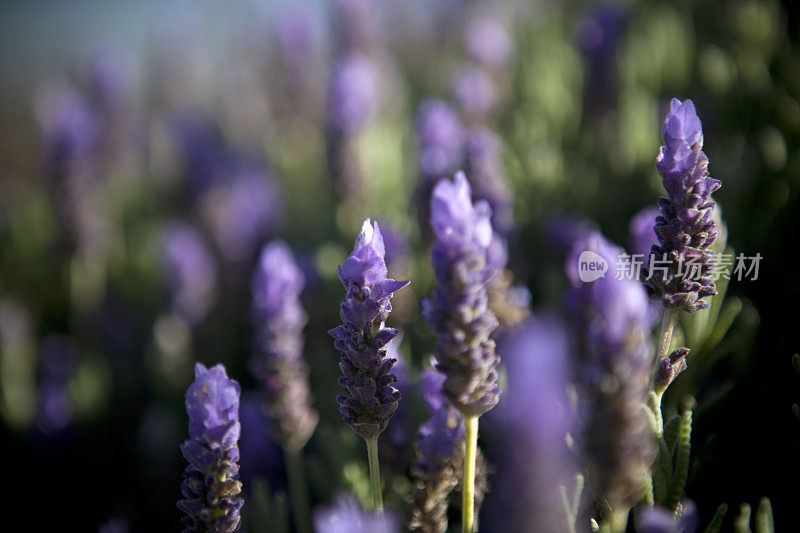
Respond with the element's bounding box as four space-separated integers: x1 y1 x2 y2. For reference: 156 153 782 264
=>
250 241 318 450
329 219 410 440
426 172 501 417
178 363 243 533
644 98 721 312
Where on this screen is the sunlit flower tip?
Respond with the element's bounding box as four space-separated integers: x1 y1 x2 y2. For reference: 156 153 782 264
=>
178 363 243 533
646 98 721 313
331 219 410 440
427 172 501 417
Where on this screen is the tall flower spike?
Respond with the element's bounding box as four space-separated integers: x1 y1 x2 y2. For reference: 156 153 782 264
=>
426 171 501 417
250 241 318 450
644 99 721 312
330 219 410 440
178 363 243 533
566 232 656 522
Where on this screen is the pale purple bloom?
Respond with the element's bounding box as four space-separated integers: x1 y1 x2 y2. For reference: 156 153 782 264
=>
161 221 217 326
645 99 721 312
178 363 243 532
250 241 318 449
314 495 398 533
426 172 500 417
87 46 134 113
636 501 700 533
464 17 513 69
330 219 410 440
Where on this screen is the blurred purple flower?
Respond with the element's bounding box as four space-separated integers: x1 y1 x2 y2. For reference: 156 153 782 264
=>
636 501 700 533
575 4 630 111
314 495 398 533
464 17 513 69
486 315 576 531
98 518 130 533
327 53 378 135
464 128 514 239
629 206 660 260
178 363 243 532
414 369 464 474
566 231 656 517
330 219 410 440
426 172 500 417
36 334 78 435
238 394 286 491
161 221 217 326
250 241 318 450
452 64 497 121
416 99 463 180
87 46 134 113
645 99 721 312
332 0 378 52
198 161 283 262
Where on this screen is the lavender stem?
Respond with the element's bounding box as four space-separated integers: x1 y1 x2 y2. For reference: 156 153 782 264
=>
462 415 478 533
285 446 311 533
654 308 679 405
366 436 384 512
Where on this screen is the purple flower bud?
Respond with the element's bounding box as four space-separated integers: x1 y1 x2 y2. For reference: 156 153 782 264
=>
644 99 721 312
330 219 410 440
161 221 217 326
178 363 243 533
464 17 513 69
427 172 501 417
314 495 398 533
654 347 690 395
566 231 657 516
250 241 318 450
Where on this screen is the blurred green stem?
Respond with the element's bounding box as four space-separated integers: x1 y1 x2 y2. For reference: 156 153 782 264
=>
285 446 311 533
462 415 478 533
366 436 383 512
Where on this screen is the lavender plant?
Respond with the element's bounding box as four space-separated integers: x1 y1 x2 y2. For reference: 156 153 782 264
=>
330 219 410 510
250 241 318 532
425 172 501 532
177 363 243 532
566 231 657 532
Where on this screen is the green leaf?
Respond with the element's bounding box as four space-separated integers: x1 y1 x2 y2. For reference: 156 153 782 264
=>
734 503 752 533
700 297 743 356
755 498 774 533
666 406 692 509
703 503 728 533
663 415 682 454
248 477 289 533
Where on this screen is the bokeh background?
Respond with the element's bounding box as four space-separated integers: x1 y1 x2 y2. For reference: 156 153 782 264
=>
1 0 798 531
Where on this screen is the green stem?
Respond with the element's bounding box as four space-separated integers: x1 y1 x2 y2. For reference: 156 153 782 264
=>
462 415 479 533
653 308 679 405
366 436 383 512
284 446 311 533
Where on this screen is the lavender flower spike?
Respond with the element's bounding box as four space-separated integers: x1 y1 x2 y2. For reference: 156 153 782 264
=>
330 219 410 440
178 363 243 533
567 232 656 524
250 241 318 450
427 172 501 417
644 99 721 312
